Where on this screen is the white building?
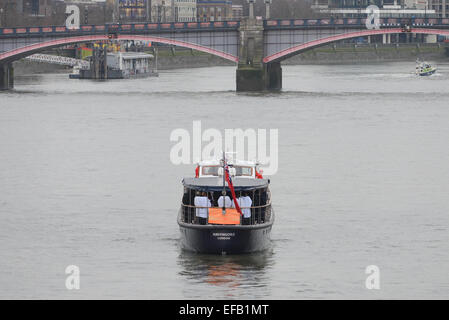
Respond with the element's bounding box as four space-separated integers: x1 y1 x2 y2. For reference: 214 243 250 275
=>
231 4 243 20
174 0 197 22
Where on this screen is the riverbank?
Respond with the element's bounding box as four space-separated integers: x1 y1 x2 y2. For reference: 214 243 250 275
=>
139 43 449 67
284 43 448 65
13 43 448 75
155 48 235 69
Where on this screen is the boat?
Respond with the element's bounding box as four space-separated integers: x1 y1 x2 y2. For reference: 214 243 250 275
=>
178 154 274 254
75 52 158 79
69 65 81 79
105 52 159 79
416 59 437 76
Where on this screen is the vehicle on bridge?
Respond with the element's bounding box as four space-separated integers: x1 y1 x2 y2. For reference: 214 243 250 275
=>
178 155 274 254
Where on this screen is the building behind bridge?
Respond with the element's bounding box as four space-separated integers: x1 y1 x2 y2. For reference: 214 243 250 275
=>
196 1 232 21
311 0 447 18
0 0 115 26
2 0 448 27
0 0 264 26
231 4 243 20
430 0 448 18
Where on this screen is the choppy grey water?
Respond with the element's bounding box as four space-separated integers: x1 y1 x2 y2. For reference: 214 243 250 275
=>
1 62 449 299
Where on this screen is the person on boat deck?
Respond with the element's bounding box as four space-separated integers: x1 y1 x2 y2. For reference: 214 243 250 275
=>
194 191 211 225
233 192 252 225
218 194 232 208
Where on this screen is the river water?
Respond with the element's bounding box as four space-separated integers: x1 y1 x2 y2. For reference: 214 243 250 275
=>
1 62 449 299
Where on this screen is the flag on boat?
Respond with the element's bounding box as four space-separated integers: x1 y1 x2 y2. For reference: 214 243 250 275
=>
225 163 243 215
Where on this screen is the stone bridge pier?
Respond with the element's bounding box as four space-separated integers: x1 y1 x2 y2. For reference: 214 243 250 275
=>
0 63 14 90
236 18 282 92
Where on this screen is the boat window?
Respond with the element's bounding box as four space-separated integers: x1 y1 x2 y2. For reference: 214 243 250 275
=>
234 166 253 176
202 166 219 176
201 165 253 176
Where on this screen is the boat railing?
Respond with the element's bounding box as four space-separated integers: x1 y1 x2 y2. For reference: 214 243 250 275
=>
180 202 272 226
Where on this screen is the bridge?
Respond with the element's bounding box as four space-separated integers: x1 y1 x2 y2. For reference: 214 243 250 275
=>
1 17 449 91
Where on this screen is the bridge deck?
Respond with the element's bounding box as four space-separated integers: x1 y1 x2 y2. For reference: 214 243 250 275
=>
2 18 449 39
0 21 240 38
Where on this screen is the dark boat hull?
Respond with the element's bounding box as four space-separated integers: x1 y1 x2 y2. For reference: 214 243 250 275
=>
178 210 274 254
419 69 436 76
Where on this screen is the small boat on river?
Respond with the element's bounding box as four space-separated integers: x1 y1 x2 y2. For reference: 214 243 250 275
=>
416 60 437 76
178 154 274 254
69 65 81 79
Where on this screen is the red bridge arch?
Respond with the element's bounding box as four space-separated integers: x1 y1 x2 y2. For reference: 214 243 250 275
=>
0 34 239 63
263 28 449 63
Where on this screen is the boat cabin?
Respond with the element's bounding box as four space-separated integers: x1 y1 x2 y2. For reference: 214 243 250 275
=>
181 176 272 226
196 159 263 179
106 52 155 78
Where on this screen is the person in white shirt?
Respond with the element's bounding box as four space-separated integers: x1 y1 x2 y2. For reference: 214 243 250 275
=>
194 191 211 225
233 192 252 225
218 194 232 208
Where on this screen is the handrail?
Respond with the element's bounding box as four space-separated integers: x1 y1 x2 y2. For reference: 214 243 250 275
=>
180 201 271 209
180 200 272 226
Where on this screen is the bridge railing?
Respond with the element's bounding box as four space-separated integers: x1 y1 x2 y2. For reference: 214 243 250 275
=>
0 21 241 38
2 17 449 38
263 17 449 29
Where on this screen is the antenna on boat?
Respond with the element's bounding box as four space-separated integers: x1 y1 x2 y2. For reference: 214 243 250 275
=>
221 151 226 215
